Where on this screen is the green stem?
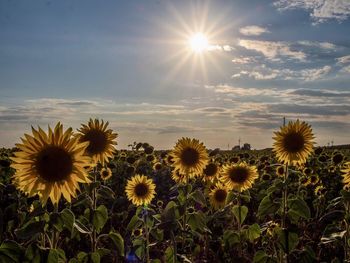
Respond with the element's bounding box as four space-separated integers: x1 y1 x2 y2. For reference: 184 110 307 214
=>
237 192 242 257
281 164 289 263
51 203 59 249
144 207 150 263
182 184 188 253
92 169 98 253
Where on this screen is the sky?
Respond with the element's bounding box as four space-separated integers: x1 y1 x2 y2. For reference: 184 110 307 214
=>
0 0 350 150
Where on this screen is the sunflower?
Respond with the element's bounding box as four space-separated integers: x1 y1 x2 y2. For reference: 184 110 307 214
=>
202 162 220 182
341 162 350 185
77 118 118 165
100 167 112 180
171 169 189 184
220 162 258 192
170 137 209 176
276 165 285 177
125 175 156 206
273 120 315 166
11 123 91 205
209 182 229 209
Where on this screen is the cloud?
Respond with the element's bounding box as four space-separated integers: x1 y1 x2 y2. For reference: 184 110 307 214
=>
231 57 257 64
337 55 350 64
207 44 234 52
238 39 306 61
239 25 270 36
231 64 331 81
298 40 336 49
288 89 350 97
274 0 350 23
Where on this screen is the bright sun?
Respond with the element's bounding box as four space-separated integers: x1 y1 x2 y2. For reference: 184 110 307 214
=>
189 33 209 53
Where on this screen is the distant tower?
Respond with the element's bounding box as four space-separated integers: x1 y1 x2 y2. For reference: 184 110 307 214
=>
238 138 241 148
283 117 286 127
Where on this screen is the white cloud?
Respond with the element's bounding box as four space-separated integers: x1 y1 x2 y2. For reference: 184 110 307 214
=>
238 39 307 61
239 25 270 36
340 65 350 73
337 55 350 64
274 0 350 23
231 57 257 64
207 44 234 52
231 65 331 81
298 40 336 49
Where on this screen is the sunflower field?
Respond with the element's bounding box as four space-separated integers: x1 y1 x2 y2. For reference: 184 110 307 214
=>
0 119 350 263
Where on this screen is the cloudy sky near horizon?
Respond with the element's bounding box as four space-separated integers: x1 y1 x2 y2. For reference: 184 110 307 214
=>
1 0 350 150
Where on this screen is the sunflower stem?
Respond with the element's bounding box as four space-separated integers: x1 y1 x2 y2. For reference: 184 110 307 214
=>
51 203 59 249
92 168 98 253
143 206 150 263
171 230 177 263
281 164 289 263
237 191 242 258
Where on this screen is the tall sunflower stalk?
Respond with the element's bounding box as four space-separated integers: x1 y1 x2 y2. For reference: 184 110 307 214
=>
272 120 314 263
341 162 350 262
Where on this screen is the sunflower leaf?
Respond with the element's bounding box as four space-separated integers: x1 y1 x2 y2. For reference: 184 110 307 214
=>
232 205 248 224
93 205 108 233
108 231 124 257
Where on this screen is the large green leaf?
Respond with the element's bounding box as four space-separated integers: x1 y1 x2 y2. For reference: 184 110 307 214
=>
93 205 108 233
0 240 22 263
288 197 310 221
109 231 124 257
277 229 299 253
15 220 46 240
244 223 261 242
232 205 248 224
257 195 279 218
60 208 75 234
47 249 66 263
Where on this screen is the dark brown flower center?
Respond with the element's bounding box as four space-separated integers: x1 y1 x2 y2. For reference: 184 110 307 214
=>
204 163 218 177
81 129 108 155
282 132 305 153
180 147 199 166
277 166 285 175
102 170 109 177
134 183 149 197
214 189 227 202
229 167 249 183
36 146 73 182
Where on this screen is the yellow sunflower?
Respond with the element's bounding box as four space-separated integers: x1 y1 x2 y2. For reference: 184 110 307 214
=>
171 169 189 184
220 162 258 192
341 162 350 185
100 167 112 180
209 182 229 209
125 175 156 206
77 118 118 165
202 162 220 182
11 123 91 205
170 137 209 176
273 120 315 166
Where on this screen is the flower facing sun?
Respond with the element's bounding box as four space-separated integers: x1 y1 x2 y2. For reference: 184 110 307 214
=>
202 162 220 182
77 118 118 165
170 137 209 176
11 123 91 205
220 162 258 192
100 167 112 180
209 182 229 209
273 120 315 166
125 174 156 206
341 162 350 187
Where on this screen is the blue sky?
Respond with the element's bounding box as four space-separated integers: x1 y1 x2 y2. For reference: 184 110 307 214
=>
1 0 350 149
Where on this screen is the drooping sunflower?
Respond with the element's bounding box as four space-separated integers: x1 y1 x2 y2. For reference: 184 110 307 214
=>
273 120 315 166
209 182 229 209
276 165 285 177
220 162 258 192
11 123 91 205
170 137 209 176
100 167 112 180
125 175 156 206
77 119 118 165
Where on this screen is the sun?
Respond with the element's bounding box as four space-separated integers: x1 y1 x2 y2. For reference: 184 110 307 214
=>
189 33 209 53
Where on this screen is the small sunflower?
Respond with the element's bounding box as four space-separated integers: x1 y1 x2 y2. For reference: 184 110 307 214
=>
170 137 209 176
276 165 285 177
202 162 220 182
153 162 162 171
220 162 258 192
171 169 189 184
100 167 112 180
125 175 156 206
341 162 350 185
273 120 315 166
209 182 229 209
77 118 118 165
11 123 91 205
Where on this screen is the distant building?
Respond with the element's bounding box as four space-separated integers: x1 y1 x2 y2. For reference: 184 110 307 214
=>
232 145 240 151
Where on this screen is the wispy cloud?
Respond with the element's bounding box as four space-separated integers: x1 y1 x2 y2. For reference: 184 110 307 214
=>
238 39 307 61
239 25 270 36
337 55 350 64
274 0 350 24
